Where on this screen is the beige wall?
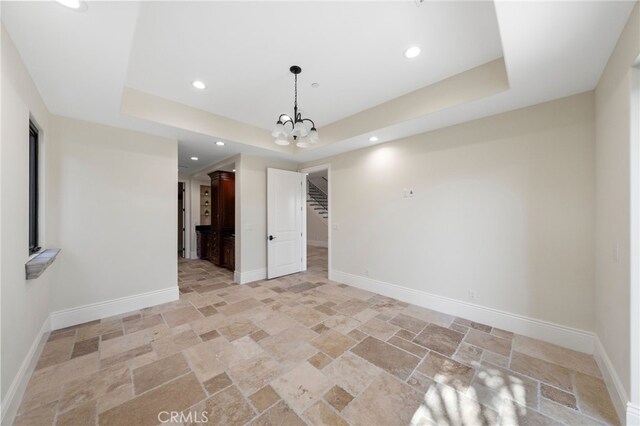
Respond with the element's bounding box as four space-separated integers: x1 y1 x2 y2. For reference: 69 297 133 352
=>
1 24 54 407
1 25 179 420
307 206 328 246
48 116 178 312
595 1 640 408
302 92 596 331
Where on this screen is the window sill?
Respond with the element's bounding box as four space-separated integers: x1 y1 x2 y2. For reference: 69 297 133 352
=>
25 248 61 280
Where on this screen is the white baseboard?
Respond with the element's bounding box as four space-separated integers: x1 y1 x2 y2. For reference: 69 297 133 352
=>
594 337 629 424
628 403 640 425
190 250 198 259
235 268 267 285
331 270 594 354
308 240 328 248
50 286 179 330
0 316 51 426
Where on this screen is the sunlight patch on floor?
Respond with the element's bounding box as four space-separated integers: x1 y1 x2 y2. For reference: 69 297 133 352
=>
411 367 534 426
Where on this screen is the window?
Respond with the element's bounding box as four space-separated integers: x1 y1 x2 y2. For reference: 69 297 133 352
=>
29 121 40 255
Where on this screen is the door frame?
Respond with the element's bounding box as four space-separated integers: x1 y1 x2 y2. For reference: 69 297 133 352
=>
629 60 640 413
299 163 332 280
178 179 190 259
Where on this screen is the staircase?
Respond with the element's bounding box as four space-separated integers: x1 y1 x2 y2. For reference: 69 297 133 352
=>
307 180 328 219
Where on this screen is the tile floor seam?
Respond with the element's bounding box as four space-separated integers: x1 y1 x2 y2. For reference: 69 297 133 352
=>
383 333 431 360
180 348 212 399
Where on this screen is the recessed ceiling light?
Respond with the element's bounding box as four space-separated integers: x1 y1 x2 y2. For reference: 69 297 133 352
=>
190 157 198 161
192 80 206 90
232 169 236 172
404 46 421 59
216 141 225 146
56 0 87 10
369 136 379 142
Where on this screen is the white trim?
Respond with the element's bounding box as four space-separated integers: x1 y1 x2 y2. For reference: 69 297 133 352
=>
190 250 198 259
630 61 640 412
301 172 307 274
331 269 595 353
1 316 51 426
628 403 640 425
235 268 267 285
50 286 178 330
594 336 629 424
308 240 328 248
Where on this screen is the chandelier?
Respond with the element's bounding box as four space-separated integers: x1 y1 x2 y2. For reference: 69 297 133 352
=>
271 65 319 148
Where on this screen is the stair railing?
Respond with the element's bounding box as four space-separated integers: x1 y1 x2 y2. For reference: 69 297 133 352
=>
307 180 328 214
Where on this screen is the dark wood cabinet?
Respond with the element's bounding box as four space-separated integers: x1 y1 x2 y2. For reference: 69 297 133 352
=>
222 235 235 270
196 225 212 260
202 170 235 271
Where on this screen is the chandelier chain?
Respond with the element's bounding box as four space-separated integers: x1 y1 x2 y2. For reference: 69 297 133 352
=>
294 73 298 116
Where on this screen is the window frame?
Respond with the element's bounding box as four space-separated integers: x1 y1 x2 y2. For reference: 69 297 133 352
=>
29 121 40 255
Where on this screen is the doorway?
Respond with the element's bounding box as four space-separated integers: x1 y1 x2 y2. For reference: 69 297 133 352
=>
301 164 331 279
178 182 185 258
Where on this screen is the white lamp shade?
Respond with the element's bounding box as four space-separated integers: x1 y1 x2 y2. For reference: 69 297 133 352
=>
271 122 286 138
309 129 319 143
275 138 290 146
291 121 308 138
296 139 311 148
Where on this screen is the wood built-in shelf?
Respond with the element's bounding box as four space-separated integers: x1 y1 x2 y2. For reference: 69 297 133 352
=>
200 185 211 226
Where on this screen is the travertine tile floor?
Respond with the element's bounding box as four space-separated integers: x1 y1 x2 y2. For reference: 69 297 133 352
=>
15 246 619 425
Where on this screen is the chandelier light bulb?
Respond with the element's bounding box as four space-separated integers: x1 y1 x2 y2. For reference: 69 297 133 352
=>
296 139 311 148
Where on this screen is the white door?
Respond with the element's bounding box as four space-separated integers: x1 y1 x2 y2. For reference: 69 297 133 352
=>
267 168 306 279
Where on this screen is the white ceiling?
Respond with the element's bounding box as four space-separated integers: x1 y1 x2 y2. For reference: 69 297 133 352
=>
126 1 503 130
1 1 635 172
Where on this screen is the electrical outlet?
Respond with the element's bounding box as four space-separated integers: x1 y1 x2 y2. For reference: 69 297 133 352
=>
408 189 415 197
468 290 477 301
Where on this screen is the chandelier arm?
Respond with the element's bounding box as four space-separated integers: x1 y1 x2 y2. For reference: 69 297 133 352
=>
278 114 294 126
300 118 316 129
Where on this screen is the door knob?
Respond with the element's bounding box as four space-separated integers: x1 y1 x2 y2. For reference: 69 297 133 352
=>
268 235 275 241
